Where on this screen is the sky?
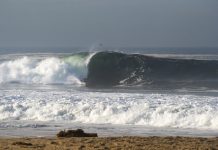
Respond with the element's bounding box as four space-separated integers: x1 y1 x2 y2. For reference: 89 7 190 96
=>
0 0 218 48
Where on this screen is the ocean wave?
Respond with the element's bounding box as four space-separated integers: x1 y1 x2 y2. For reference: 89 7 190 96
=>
1 51 218 89
86 51 218 87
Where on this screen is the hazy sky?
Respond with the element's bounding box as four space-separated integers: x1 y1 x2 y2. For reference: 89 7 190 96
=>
0 0 218 48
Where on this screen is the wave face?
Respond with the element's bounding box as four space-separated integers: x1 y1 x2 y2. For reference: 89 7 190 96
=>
86 51 218 88
0 53 93 85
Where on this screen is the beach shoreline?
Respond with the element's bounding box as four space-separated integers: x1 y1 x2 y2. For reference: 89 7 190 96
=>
0 136 218 150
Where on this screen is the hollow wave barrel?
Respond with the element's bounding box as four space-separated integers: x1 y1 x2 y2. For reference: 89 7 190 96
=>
86 51 218 88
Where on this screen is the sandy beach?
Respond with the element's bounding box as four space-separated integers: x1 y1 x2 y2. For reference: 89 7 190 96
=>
0 136 218 150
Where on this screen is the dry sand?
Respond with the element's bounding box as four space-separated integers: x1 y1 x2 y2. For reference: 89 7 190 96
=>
0 136 218 150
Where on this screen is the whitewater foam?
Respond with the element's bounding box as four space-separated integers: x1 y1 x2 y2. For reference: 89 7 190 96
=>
0 89 218 129
0 54 94 85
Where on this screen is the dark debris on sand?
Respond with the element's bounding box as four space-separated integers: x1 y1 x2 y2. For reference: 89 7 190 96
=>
57 129 98 138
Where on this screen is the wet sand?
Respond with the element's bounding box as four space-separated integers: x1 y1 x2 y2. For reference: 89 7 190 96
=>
0 136 218 150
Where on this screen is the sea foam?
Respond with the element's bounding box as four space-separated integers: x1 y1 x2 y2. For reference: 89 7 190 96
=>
0 56 88 85
0 89 218 130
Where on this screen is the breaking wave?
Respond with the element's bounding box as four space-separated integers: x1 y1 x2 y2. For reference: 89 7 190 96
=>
86 51 218 88
1 51 218 89
0 53 94 85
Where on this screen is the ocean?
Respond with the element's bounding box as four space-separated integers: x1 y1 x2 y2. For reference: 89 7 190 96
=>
0 47 218 137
